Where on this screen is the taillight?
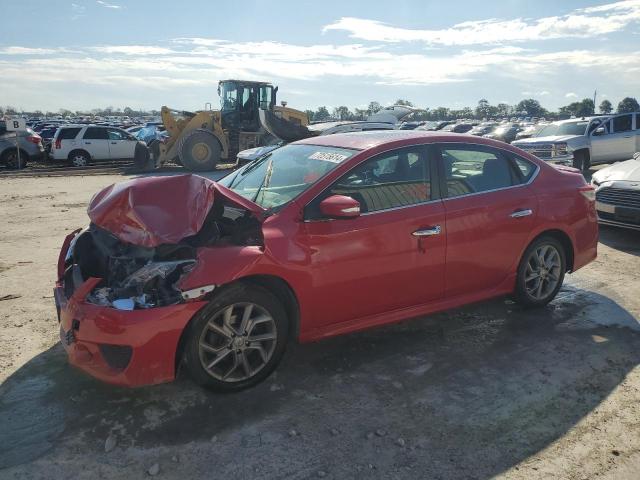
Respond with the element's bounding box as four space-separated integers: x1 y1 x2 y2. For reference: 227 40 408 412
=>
26 135 41 144
55 138 62 149
579 185 596 202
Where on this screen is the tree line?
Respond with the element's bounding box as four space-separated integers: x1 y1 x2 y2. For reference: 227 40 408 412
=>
0 106 160 118
304 97 640 122
2 96 639 122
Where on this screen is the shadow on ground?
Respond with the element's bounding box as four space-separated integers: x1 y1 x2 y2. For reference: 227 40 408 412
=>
598 225 640 257
1 283 639 478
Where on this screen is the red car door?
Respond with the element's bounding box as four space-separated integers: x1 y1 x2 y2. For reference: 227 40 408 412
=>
436 143 539 298
300 146 446 329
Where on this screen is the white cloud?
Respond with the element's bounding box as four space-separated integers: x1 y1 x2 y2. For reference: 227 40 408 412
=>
96 0 123 9
0 47 59 55
91 46 176 55
565 92 578 98
322 1 640 45
2 39 638 91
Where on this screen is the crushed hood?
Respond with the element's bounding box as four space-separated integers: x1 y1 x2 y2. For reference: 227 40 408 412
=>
592 157 640 183
88 174 265 247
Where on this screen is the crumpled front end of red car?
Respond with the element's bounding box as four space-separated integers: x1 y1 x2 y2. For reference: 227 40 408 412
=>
54 174 265 387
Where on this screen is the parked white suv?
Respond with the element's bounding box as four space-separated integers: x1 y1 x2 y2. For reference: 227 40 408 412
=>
512 113 640 170
51 125 144 166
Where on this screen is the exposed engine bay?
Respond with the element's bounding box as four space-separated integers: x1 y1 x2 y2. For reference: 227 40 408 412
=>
63 200 262 310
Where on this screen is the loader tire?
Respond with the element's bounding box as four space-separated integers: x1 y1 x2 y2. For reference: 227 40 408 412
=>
178 129 221 171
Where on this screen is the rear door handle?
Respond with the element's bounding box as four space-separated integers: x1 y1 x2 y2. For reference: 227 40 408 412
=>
412 225 441 237
84 142 91 144
110 142 117 144
510 209 533 218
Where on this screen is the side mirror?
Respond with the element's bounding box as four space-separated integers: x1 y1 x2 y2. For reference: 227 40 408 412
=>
593 126 606 136
319 195 361 219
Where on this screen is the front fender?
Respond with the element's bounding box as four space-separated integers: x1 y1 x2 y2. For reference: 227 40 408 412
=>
177 245 264 291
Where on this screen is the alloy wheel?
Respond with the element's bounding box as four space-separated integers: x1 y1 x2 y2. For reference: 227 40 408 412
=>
198 303 277 382
524 245 561 300
71 155 87 167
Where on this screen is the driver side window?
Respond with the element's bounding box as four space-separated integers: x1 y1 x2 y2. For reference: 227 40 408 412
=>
326 147 431 214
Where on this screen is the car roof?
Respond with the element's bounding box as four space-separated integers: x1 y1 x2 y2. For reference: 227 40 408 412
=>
554 116 608 125
292 130 514 151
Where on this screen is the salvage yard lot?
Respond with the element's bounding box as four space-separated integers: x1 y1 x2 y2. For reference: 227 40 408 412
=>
1 172 640 479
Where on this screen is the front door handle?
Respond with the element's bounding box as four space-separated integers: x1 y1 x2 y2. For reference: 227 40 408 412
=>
111 141 117 144
510 208 533 218
412 225 441 237
84 142 92 144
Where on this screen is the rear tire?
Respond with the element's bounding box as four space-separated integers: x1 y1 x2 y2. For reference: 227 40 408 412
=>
178 129 221 171
68 150 90 167
182 284 289 392
514 236 566 308
133 142 154 172
2 149 27 169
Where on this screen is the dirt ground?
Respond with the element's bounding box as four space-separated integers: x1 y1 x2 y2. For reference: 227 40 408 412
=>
1 171 639 480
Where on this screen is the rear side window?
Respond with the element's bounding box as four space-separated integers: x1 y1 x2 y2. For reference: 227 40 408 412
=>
83 127 109 140
613 114 633 133
512 155 536 182
441 146 517 198
58 128 81 140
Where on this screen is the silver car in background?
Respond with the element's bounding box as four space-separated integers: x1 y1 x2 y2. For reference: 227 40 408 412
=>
513 113 640 170
0 121 45 169
592 152 640 231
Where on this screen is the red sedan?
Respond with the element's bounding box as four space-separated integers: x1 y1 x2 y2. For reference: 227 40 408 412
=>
55 131 598 392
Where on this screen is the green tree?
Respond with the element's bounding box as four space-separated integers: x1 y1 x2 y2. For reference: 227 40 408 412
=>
599 99 613 114
353 108 368 120
304 109 315 122
617 97 640 113
559 98 594 117
430 107 450 120
333 106 353 120
516 99 546 117
314 106 330 121
475 99 491 119
367 101 382 115
579 98 595 116
496 103 511 117
394 99 413 107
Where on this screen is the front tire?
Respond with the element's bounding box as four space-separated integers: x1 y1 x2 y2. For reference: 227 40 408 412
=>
514 236 566 308
178 129 221 171
183 284 289 392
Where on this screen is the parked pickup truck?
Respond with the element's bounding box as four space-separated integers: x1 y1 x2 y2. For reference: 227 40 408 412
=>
512 113 640 170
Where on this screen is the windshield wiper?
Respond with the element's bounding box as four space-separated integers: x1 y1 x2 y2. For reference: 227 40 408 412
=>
252 157 274 204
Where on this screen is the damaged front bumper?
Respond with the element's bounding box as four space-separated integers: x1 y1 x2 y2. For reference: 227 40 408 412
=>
55 230 210 387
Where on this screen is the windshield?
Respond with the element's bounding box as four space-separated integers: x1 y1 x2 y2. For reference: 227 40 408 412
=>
220 81 238 112
218 144 357 209
535 121 589 137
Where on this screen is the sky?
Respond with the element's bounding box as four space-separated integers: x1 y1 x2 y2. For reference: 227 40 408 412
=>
0 0 639 113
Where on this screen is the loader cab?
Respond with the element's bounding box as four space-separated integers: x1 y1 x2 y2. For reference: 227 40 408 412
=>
218 80 277 132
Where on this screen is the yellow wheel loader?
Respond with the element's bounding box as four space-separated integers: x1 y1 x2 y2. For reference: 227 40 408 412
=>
156 80 309 171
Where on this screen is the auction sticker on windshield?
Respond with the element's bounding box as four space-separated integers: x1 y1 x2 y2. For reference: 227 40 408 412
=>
308 151 349 163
